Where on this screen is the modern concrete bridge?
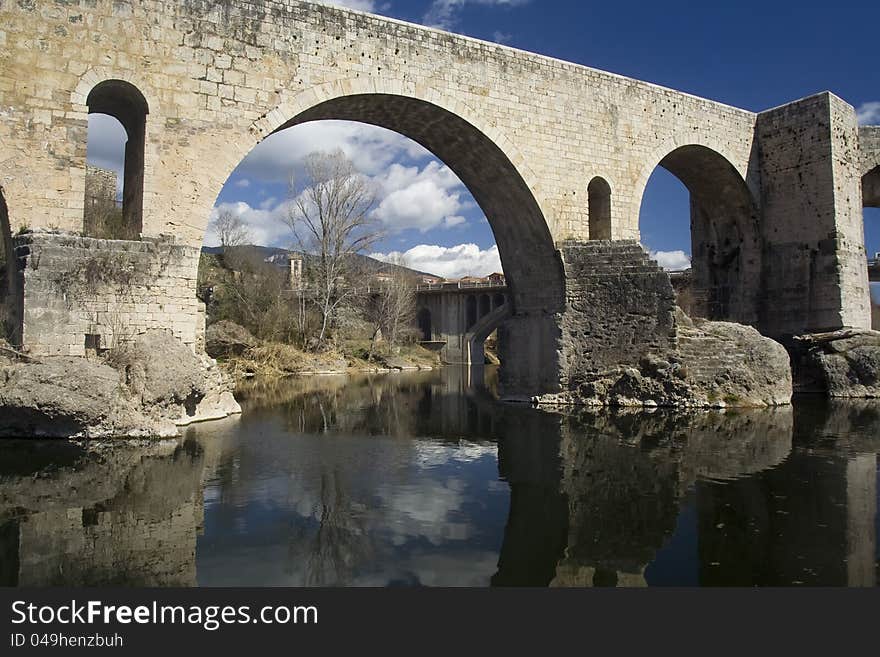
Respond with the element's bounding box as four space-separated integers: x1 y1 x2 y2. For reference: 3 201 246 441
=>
415 282 509 365
1 0 879 397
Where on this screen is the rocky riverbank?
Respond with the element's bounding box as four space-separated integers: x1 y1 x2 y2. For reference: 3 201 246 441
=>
205 320 439 379
0 330 240 439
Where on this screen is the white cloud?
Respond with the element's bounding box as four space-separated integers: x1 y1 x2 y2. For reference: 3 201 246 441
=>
236 121 430 184
371 243 502 279
651 250 691 271
86 113 126 198
318 0 379 11
423 0 530 30
491 30 512 44
234 178 250 188
206 200 293 248
372 161 470 233
856 102 880 126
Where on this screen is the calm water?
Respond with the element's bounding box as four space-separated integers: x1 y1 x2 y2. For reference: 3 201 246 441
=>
0 366 878 587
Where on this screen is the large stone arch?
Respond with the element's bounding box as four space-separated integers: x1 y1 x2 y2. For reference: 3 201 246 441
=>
635 142 762 325
224 81 564 317
207 82 565 395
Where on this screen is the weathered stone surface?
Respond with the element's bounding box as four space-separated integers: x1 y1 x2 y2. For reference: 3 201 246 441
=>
205 320 257 358
0 357 176 439
540 243 792 408
107 329 241 426
0 330 240 438
793 330 880 398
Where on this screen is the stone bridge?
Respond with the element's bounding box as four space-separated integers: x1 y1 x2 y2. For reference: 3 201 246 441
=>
1 0 878 399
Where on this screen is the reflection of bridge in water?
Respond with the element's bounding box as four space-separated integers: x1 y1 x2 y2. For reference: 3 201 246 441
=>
414 283 510 365
0 369 877 587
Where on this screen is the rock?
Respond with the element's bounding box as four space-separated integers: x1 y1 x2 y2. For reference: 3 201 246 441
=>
0 357 176 439
108 329 209 416
0 330 241 439
793 329 880 398
381 356 420 371
539 313 792 408
205 320 257 358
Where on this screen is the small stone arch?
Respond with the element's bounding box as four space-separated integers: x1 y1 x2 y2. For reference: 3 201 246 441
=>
588 177 612 240
83 79 150 239
0 187 21 345
864 165 880 209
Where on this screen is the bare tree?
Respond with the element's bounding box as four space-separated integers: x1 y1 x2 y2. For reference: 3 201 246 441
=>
363 257 417 361
211 209 252 251
284 149 381 348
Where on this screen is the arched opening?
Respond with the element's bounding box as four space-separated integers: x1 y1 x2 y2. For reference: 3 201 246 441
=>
205 93 563 394
638 145 760 325
863 165 880 329
417 308 432 342
466 295 478 330
84 80 148 240
588 177 612 240
0 188 19 345
493 292 505 309
479 294 491 319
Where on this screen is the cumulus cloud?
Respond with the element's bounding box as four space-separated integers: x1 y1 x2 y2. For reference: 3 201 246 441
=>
86 113 126 198
856 102 880 126
372 161 470 232
651 250 691 271
371 243 502 278
423 0 530 30
205 201 293 249
236 121 430 183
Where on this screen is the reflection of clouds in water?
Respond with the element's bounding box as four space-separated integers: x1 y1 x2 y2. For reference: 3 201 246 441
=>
412 440 497 468
379 479 471 546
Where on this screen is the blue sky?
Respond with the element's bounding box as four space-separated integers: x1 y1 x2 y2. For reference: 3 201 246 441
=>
87 0 880 280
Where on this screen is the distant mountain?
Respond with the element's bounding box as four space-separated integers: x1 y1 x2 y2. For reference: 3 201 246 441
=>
202 245 441 280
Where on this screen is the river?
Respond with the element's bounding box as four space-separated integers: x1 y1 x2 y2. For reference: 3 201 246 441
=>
0 366 877 586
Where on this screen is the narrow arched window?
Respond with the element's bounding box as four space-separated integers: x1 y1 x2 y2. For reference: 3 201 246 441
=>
85 80 148 239
588 177 612 240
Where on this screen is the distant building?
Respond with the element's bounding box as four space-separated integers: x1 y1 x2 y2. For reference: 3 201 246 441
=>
84 165 117 210
487 272 505 285
288 256 303 290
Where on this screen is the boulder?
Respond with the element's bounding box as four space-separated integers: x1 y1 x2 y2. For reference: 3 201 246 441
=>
205 320 257 358
539 312 792 408
0 330 241 439
793 329 880 398
108 329 208 416
0 357 176 439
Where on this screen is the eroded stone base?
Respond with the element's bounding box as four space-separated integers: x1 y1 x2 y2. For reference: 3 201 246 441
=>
791 329 880 398
541 241 792 408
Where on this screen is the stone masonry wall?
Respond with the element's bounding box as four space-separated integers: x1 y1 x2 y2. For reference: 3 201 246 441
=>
756 94 871 335
557 240 676 391
12 232 200 356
